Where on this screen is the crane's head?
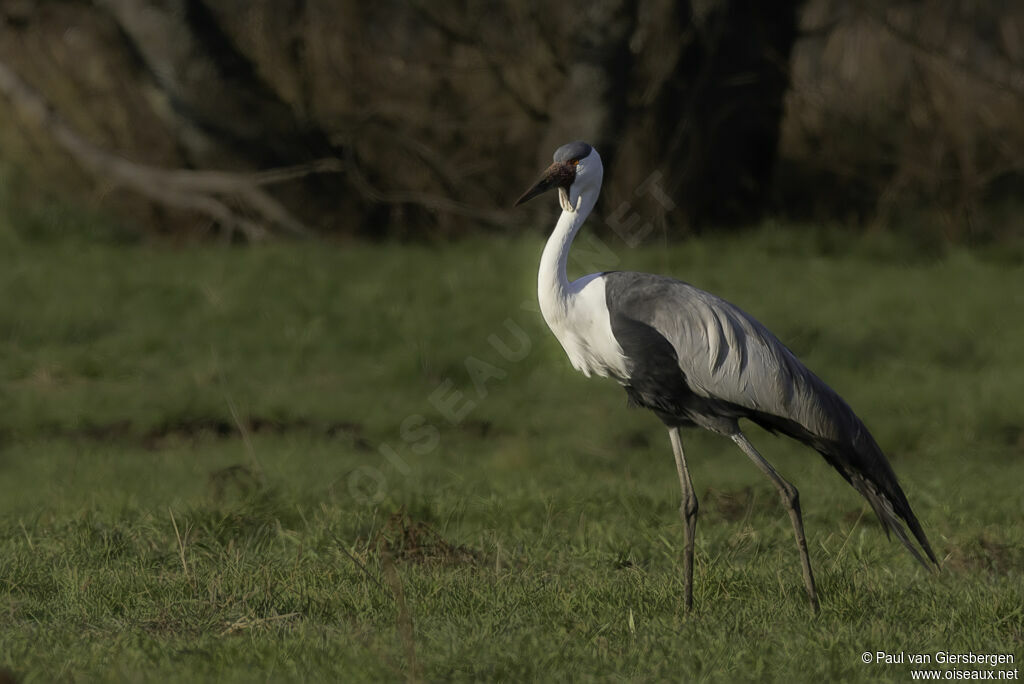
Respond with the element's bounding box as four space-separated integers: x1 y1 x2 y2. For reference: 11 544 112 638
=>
514 141 603 212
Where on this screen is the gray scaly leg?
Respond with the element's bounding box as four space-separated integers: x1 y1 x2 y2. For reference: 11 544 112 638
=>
669 427 699 612
731 432 820 614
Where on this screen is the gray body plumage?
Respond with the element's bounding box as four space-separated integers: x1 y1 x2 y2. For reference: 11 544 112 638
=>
603 271 936 567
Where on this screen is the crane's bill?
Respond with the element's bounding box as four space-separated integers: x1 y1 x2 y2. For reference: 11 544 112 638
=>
515 161 574 206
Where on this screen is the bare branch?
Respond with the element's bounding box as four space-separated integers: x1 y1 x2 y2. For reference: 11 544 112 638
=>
863 3 1024 100
0 58 344 239
341 149 511 229
407 2 550 123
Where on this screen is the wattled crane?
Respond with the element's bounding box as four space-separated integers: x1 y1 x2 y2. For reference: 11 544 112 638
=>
515 141 937 613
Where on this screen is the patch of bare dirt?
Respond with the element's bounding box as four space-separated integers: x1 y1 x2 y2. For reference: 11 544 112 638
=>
617 430 650 449
703 486 788 522
944 534 1024 576
369 509 480 566
208 464 264 502
31 416 370 450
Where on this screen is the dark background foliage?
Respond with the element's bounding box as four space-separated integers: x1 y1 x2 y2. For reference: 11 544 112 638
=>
1 0 1021 241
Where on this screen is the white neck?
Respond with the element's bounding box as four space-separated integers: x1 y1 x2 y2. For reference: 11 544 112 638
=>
538 188 598 327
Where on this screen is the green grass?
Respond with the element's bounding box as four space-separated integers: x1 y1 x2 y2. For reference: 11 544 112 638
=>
1 223 1022 682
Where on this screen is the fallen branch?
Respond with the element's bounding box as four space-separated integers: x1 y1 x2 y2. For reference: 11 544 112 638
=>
0 59 342 240
341 147 512 228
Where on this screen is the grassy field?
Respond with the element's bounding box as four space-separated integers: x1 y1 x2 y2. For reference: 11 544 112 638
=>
0 215 1022 682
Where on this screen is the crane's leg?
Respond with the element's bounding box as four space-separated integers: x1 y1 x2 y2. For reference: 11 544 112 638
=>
669 427 698 612
731 432 820 614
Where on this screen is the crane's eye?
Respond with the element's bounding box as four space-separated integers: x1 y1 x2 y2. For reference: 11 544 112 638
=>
570 159 579 166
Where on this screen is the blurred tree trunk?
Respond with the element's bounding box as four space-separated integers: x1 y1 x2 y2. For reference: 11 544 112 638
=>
613 0 805 232
684 0 804 227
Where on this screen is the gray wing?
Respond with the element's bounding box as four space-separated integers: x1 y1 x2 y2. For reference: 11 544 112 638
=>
602 271 838 432
602 271 937 568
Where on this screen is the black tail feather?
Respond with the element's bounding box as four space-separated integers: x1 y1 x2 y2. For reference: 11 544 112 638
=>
749 410 939 570
847 471 938 570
